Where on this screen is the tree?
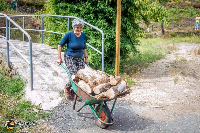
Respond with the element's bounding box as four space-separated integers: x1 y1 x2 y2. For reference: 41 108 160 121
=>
41 0 168 74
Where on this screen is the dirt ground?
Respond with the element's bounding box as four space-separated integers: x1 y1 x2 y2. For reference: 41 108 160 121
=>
120 42 200 121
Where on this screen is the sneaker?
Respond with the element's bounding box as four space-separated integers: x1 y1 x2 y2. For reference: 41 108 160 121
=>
64 88 71 99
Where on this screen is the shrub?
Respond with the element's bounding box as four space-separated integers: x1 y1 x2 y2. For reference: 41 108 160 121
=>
0 0 9 11
41 0 168 74
170 32 176 37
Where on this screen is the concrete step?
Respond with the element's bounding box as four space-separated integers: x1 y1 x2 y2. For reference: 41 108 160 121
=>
0 38 69 110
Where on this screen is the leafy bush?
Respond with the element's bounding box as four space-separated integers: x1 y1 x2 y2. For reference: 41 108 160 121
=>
170 32 175 37
41 0 168 74
0 0 9 11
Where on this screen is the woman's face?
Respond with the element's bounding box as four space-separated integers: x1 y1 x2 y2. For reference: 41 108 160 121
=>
73 25 83 35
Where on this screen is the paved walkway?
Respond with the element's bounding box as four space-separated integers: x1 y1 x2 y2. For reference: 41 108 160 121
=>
0 38 68 110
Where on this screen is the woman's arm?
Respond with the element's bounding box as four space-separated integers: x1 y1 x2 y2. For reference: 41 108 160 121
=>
57 45 62 64
83 49 89 64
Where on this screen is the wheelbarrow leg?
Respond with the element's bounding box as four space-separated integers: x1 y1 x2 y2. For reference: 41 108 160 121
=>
73 95 77 110
76 103 87 112
111 99 117 114
73 98 87 113
73 95 86 112
98 102 104 118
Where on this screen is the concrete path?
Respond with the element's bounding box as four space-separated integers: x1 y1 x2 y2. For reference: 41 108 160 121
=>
0 38 68 110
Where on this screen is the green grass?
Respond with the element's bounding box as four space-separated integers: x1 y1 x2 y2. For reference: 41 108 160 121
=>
171 36 200 43
122 36 200 75
122 38 170 74
122 75 135 88
168 6 199 18
0 56 50 133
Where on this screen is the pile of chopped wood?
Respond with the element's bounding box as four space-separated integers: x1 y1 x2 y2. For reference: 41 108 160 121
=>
72 65 127 99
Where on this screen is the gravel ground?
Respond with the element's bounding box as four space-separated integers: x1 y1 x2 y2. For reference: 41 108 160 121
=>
44 42 200 132
120 43 200 120
44 99 200 133
47 100 153 133
1 38 199 132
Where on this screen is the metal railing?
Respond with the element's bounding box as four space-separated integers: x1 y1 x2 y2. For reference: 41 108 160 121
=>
0 13 33 90
0 14 105 90
4 14 105 71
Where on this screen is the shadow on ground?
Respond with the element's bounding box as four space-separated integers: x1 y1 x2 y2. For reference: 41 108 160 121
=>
47 100 154 133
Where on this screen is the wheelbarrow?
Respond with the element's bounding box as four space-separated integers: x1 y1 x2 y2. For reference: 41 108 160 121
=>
60 63 130 128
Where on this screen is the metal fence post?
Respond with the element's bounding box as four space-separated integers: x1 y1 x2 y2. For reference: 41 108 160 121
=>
41 16 43 44
68 18 70 31
102 33 104 72
6 19 10 68
23 17 25 41
29 39 33 90
9 20 11 39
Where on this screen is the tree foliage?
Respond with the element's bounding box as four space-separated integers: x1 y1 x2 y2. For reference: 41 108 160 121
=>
0 0 9 11
41 0 168 74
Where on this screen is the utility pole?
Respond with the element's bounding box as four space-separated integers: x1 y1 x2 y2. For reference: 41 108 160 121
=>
115 0 121 76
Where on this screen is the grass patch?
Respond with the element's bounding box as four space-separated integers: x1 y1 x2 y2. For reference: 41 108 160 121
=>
122 36 200 76
122 38 170 74
170 36 200 43
0 55 50 133
122 75 135 88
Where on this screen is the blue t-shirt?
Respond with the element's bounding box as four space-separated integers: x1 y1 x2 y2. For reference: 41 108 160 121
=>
59 30 86 58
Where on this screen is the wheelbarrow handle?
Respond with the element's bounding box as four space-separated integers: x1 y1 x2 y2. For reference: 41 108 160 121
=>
60 63 71 79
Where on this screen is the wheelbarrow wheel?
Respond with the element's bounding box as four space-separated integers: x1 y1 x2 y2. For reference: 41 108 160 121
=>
95 104 112 129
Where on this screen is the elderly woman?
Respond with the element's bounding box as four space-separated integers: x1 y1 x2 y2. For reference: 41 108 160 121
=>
57 18 89 100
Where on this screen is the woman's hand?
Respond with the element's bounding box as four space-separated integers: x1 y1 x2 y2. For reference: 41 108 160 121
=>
57 58 62 65
85 58 89 64
83 49 89 64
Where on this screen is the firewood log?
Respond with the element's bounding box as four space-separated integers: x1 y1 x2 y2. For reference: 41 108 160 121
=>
87 82 96 89
109 75 122 85
115 75 122 84
77 80 92 94
77 65 110 85
77 65 110 88
71 75 79 83
93 83 111 94
105 86 119 99
96 70 108 76
92 75 109 87
109 76 117 85
76 65 98 83
106 81 126 99
96 92 107 100
92 69 109 86
117 81 126 92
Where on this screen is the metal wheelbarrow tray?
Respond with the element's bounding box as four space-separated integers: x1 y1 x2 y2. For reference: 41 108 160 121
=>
61 63 130 128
